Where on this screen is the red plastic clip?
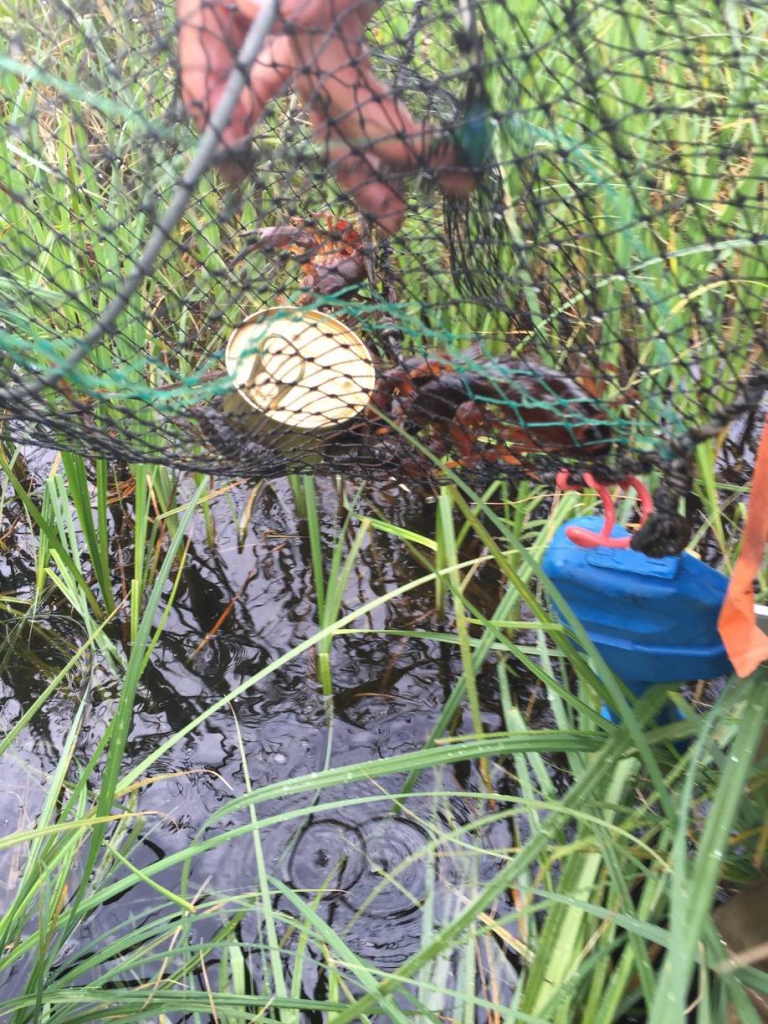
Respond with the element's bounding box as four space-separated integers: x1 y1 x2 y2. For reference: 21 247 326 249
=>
555 471 654 549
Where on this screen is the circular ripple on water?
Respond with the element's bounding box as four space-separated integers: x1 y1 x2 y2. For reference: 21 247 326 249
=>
345 817 430 920
287 820 366 901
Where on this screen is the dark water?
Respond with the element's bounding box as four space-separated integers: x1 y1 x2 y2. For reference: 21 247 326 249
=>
0 470 542 1020
4 415 757 1020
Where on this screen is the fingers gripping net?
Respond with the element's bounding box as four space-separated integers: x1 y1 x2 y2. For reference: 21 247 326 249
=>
1 0 766 550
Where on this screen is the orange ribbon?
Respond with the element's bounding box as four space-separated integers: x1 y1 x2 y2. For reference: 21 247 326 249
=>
718 413 768 677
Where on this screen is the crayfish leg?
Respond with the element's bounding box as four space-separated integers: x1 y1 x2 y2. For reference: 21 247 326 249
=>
451 399 490 456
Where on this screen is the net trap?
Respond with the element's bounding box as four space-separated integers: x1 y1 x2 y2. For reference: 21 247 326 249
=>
0 0 766 558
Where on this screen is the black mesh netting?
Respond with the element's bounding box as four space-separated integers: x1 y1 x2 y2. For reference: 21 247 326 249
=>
1 0 766 553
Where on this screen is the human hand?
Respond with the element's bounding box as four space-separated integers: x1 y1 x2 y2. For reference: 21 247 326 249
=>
177 0 477 233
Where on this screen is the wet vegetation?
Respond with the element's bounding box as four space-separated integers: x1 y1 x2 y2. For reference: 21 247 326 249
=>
1 0 768 1021
0 450 766 1023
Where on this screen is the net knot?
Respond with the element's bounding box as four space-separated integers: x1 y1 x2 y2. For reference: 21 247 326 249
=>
630 456 692 558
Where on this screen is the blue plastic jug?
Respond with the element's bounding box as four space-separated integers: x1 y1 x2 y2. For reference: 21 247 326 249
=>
542 516 733 716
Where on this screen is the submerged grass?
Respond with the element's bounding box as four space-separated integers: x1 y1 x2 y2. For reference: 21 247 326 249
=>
0 0 767 1020
0 443 765 1022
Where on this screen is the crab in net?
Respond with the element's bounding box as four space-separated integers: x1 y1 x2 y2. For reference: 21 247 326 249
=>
234 215 368 303
359 351 614 475
231 213 618 480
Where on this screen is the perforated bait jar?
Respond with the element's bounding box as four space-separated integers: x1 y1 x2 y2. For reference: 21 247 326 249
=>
223 307 376 455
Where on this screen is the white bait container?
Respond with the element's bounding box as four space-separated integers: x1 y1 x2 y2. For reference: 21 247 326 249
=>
224 306 376 453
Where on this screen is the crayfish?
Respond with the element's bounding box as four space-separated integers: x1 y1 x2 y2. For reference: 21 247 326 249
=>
230 217 611 473
364 351 612 470
233 215 366 302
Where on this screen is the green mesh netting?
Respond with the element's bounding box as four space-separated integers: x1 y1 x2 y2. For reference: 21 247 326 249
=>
1 0 766 553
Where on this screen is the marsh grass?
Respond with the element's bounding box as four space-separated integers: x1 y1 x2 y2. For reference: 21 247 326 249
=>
0 437 765 1022
0 0 767 1019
